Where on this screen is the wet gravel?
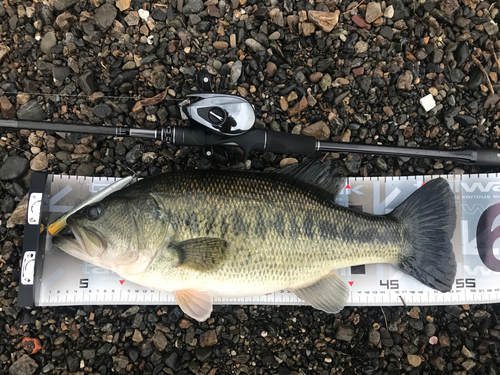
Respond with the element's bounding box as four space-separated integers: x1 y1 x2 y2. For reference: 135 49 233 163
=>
1 0 500 373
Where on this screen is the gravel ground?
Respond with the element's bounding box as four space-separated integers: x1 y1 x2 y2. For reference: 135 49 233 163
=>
1 0 500 373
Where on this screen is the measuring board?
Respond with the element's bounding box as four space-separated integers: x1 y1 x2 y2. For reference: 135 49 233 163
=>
17 172 500 308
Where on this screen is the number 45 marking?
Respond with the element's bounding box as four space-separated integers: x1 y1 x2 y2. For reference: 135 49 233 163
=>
380 280 399 289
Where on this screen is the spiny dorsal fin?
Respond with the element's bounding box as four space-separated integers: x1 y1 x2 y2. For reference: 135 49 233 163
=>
274 155 346 197
171 238 228 272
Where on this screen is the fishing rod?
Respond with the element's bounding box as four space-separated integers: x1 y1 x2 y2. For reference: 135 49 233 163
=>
1 70 499 167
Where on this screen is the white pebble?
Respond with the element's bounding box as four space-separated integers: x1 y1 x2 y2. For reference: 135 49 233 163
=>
419 93 436 112
147 35 154 45
138 9 149 21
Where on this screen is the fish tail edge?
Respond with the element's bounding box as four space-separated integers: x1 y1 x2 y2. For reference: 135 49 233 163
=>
389 178 457 292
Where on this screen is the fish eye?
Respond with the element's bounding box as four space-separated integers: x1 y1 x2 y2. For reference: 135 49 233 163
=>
86 204 103 221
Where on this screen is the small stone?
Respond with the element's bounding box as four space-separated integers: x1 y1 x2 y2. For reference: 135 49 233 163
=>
179 319 193 329
440 0 459 15
0 96 16 118
92 103 112 119
8 354 38 375
280 158 298 168
266 62 277 78
0 156 29 180
407 355 422 367
307 10 340 32
164 351 181 372
375 158 388 171
94 3 117 31
121 306 140 317
409 307 420 319
319 74 332 91
30 152 48 171
112 355 129 372
245 38 265 52
183 0 204 14
17 99 45 121
301 22 316 36
78 71 96 95
53 0 79 11
384 5 394 18
368 329 380 346
152 331 168 351
365 2 383 23
310 72 323 83
230 34 237 48
76 163 94 176
123 61 136 70
7 194 29 228
352 67 364 77
301 121 331 140
269 31 281 40
484 21 499 36
132 329 143 342
336 324 354 342
287 97 308 116
124 11 140 26
213 41 228 49
55 11 75 31
351 15 371 29
397 70 413 90
355 40 368 54
138 9 149 21
462 359 476 371
40 31 57 54
439 332 450 347
116 0 130 11
151 71 167 90
199 330 218 347
230 60 242 85
280 97 288 111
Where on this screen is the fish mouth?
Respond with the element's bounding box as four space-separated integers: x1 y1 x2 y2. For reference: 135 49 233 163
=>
52 222 107 261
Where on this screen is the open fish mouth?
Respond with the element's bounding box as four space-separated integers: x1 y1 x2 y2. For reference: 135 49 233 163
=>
52 224 106 262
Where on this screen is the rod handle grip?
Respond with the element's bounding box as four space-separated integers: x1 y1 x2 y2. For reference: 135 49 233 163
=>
473 149 500 166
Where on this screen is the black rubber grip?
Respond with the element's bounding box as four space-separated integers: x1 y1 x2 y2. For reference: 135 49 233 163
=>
473 149 500 166
264 130 317 155
173 127 206 146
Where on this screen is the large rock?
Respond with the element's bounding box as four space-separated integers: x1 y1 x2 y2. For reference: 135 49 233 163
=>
0 156 29 180
308 10 340 32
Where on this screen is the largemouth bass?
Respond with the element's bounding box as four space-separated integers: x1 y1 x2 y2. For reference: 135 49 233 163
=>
52 158 457 321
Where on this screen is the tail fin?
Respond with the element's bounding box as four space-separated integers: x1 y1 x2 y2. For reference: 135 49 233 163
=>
389 178 457 292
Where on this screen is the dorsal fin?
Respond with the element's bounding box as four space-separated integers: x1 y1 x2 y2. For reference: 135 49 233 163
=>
274 155 346 197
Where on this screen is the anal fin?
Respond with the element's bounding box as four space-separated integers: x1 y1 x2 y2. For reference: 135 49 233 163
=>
291 271 349 314
174 290 213 322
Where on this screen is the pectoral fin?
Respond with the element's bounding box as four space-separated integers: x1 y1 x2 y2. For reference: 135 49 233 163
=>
171 238 228 272
290 271 349 313
174 290 213 322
